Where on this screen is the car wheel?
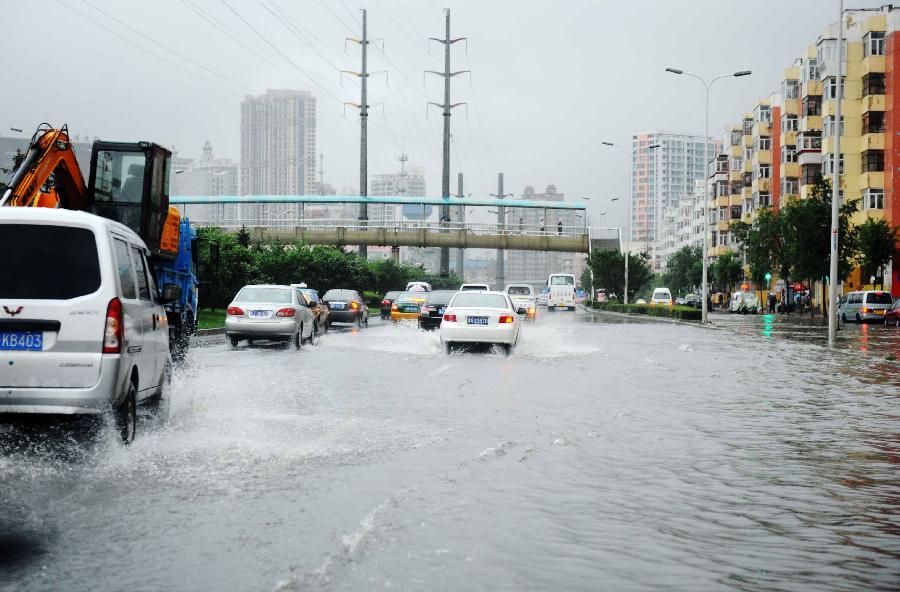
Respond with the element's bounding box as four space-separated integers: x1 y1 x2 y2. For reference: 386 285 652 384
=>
841 313 847 322
115 379 137 445
856 314 861 324
442 341 451 355
294 325 303 350
364 314 369 327
229 335 239 348
309 322 319 345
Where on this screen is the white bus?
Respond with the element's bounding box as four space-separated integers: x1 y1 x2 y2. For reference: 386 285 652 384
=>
547 273 576 310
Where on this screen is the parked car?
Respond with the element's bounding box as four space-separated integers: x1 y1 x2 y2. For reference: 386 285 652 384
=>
460 283 490 291
681 293 702 309
418 290 457 330
883 297 900 327
650 287 673 306
322 288 369 326
594 289 607 304
226 284 316 348
391 291 427 321
380 290 402 319
536 288 549 307
294 285 330 333
0 208 178 444
440 291 522 355
505 284 537 320
839 290 894 323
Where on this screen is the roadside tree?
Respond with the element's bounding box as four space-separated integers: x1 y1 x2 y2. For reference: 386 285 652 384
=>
856 217 898 289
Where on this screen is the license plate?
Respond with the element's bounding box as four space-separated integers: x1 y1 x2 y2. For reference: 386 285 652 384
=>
467 316 489 325
875 310 886 315
402 306 419 313
0 331 43 351
438 308 445 315
331 303 345 310
249 310 270 318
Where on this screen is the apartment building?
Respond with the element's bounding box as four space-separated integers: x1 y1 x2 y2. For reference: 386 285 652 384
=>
171 141 239 224
707 5 899 295
657 179 707 272
240 89 317 221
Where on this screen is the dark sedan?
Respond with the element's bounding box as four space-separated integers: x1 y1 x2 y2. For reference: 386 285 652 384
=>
380 290 402 319
418 290 457 330
322 288 369 326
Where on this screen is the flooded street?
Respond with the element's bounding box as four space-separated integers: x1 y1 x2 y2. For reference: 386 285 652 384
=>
2 310 899 591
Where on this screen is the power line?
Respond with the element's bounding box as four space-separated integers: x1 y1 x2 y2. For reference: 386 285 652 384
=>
220 0 343 103
337 0 361 27
311 0 356 36
53 0 244 98
181 0 282 62
259 0 349 72
79 0 255 94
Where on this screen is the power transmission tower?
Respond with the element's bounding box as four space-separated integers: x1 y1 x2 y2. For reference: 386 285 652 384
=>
343 9 384 260
427 8 468 277
456 171 465 278
490 172 512 289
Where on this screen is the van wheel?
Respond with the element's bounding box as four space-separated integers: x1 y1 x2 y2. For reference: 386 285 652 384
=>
147 361 172 421
115 380 137 445
841 313 847 322
855 314 862 324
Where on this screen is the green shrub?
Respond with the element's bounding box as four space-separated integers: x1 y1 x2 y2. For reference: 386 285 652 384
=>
363 290 382 308
591 302 700 321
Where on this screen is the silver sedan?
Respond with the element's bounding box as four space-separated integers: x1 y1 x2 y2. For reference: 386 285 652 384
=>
225 284 316 348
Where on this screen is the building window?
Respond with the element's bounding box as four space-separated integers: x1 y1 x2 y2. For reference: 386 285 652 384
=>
802 164 820 186
781 177 799 196
862 149 884 172
743 119 753 135
862 72 886 96
823 115 844 138
716 159 728 173
805 58 819 82
824 77 845 100
781 145 798 163
730 131 742 146
803 96 822 116
782 114 799 132
798 132 822 151
757 136 771 151
782 79 800 101
865 188 885 210
864 31 886 57
731 181 742 195
743 172 753 187
744 148 752 161
755 105 771 123
757 164 771 179
730 157 742 171
823 153 844 176
718 208 726 221
759 192 772 207
716 181 728 197
862 111 885 134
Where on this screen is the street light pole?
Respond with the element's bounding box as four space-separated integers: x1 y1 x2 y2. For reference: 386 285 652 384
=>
665 67 751 324
828 0 844 346
601 142 634 303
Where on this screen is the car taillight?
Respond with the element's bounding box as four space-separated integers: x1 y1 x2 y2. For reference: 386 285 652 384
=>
499 315 514 324
443 313 457 322
528 307 536 315
275 308 295 317
227 306 244 316
381 299 390 306
862 307 869 314
103 297 123 354
391 303 399 311
351 301 360 310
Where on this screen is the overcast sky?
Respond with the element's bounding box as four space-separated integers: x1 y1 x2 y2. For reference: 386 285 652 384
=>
0 0 871 227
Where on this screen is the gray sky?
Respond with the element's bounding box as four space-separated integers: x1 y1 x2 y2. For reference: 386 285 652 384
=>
0 0 867 227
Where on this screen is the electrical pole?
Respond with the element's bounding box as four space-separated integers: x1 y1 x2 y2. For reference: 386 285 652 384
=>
828 0 844 346
456 171 465 278
490 172 512 289
427 9 468 276
343 10 383 260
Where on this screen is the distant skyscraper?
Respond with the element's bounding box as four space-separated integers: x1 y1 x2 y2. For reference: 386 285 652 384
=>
240 89 317 220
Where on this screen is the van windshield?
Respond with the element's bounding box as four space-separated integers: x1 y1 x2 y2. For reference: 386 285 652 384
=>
867 292 893 305
0 224 101 299
549 275 574 286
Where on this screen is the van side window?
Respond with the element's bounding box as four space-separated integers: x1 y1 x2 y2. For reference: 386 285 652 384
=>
113 238 137 300
131 246 151 301
143 251 160 303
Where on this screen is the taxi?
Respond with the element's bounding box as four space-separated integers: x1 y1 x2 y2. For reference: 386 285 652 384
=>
391 290 428 321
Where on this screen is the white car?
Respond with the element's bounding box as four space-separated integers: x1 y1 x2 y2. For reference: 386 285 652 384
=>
650 287 673 306
440 291 521 355
225 284 316 348
0 208 176 444
505 284 537 320
459 283 490 291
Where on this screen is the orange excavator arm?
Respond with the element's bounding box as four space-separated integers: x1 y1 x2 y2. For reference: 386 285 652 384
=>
0 125 89 210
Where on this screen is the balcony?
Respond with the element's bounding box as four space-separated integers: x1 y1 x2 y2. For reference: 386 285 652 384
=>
863 55 886 74
804 80 823 96
754 150 772 165
752 178 772 193
782 99 800 116
716 196 730 208
743 135 753 148
742 212 753 224
728 145 742 157
730 195 744 208
861 132 885 151
781 131 798 146
858 171 884 190
800 115 822 132
717 220 731 232
711 245 732 257
862 94 886 113
753 122 771 137
797 133 822 152
729 170 743 183
782 162 800 178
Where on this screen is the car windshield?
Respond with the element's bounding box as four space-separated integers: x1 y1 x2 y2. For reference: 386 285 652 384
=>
507 286 531 296
550 275 574 286
397 291 426 304
384 291 401 300
298 289 317 302
323 289 357 301
451 293 509 309
237 286 292 304
426 291 456 305
461 285 488 291
867 292 893 305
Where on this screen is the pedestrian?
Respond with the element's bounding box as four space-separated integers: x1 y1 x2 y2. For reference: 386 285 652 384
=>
539 217 545 233
557 220 563 235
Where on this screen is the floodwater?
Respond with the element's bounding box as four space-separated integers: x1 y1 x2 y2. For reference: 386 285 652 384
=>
1 310 898 591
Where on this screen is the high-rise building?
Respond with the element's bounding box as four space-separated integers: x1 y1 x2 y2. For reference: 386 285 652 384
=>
371 155 433 268
657 179 706 273
170 141 239 224
709 5 899 297
240 89 317 220
505 185 586 287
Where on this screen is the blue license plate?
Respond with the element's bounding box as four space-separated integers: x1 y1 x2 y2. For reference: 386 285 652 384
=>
249 310 269 318
438 308 445 315
402 306 419 313
0 331 43 351
467 316 489 325
331 303 345 310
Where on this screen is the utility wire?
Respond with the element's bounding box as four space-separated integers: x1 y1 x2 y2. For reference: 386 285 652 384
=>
337 0 361 27
258 0 348 72
54 0 244 97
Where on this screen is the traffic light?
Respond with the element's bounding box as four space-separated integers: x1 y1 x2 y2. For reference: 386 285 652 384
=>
764 272 772 282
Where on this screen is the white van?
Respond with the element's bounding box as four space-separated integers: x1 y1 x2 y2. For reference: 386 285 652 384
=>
839 290 894 323
0 208 177 443
650 288 673 306
547 273 576 310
